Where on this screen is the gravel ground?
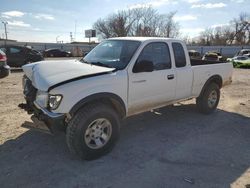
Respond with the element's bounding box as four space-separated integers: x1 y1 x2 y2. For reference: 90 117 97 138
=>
0 68 249 188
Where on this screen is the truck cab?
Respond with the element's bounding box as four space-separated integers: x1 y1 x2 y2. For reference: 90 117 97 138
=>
126 38 193 115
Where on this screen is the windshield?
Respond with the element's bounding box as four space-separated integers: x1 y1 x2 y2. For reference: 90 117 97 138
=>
236 56 248 60
82 40 141 70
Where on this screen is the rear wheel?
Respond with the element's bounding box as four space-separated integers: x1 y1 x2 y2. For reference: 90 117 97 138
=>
196 83 220 114
66 103 120 160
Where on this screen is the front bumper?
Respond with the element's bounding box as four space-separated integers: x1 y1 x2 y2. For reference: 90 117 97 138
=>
33 101 64 120
20 76 66 132
33 101 66 132
19 100 66 133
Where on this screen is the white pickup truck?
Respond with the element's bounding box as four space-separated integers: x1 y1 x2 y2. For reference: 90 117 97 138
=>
21 37 233 160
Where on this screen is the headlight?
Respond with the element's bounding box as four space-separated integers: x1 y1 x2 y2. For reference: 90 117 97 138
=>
48 94 63 110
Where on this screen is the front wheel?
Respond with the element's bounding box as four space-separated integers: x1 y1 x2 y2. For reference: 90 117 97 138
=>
196 83 220 114
66 103 120 160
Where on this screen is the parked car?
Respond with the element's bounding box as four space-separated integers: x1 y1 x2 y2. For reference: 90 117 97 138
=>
202 51 223 61
43 48 72 57
188 50 201 59
227 54 250 68
235 49 250 56
0 45 44 67
21 37 233 160
0 49 10 78
243 54 250 58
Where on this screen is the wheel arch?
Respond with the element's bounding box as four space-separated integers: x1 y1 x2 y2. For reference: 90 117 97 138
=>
199 75 222 97
69 92 126 119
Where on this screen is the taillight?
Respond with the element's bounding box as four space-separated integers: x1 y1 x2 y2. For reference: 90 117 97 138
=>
0 54 7 61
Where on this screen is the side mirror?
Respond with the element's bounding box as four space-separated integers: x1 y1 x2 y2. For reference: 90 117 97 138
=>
133 60 154 73
83 52 89 57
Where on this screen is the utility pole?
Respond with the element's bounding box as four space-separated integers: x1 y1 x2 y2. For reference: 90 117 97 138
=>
56 35 60 43
74 20 77 42
70 32 73 43
2 21 8 47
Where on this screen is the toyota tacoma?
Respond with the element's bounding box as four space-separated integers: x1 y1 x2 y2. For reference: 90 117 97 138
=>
21 37 233 160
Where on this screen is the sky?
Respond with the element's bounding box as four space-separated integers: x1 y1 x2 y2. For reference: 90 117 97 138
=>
0 0 249 43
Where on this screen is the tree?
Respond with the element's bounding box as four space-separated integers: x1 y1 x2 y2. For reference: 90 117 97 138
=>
230 13 250 45
130 6 159 36
93 18 113 39
93 7 180 39
158 12 180 38
199 28 213 45
196 12 250 46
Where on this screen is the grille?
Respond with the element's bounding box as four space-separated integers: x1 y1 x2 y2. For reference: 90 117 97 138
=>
23 76 37 104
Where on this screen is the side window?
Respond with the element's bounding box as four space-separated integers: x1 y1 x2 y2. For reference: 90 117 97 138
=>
135 42 171 71
10 47 22 54
172 42 186 68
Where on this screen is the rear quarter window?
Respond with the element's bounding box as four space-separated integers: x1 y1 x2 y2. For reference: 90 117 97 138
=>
172 42 186 68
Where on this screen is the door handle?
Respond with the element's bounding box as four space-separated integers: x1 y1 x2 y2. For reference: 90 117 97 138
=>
167 74 174 80
132 80 146 83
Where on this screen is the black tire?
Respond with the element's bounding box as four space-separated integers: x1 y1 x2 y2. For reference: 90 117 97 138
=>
196 83 220 114
0 69 10 78
66 103 120 160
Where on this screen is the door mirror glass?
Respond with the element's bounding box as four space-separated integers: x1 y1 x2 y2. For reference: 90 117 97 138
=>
83 52 88 57
133 60 154 73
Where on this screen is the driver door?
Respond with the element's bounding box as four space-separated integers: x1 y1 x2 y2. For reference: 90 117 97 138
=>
128 42 176 115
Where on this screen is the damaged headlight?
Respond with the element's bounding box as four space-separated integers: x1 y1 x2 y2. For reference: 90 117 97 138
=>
48 94 63 110
36 90 48 108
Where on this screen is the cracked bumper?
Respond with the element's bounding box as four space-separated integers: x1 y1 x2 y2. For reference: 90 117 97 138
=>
33 101 64 119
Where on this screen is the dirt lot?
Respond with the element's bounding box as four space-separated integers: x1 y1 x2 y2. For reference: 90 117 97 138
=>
0 68 249 188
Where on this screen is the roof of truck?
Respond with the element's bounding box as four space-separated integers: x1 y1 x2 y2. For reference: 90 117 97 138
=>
108 37 183 42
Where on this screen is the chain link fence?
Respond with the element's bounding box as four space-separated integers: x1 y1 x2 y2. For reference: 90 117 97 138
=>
0 40 249 58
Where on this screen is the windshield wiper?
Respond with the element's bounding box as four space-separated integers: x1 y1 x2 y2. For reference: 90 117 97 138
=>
80 58 91 64
80 59 115 69
91 62 113 68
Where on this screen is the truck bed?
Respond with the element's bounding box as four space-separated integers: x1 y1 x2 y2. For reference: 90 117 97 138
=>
190 58 228 66
191 61 233 97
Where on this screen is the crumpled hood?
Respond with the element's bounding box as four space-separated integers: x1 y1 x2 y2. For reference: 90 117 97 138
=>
22 59 114 91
